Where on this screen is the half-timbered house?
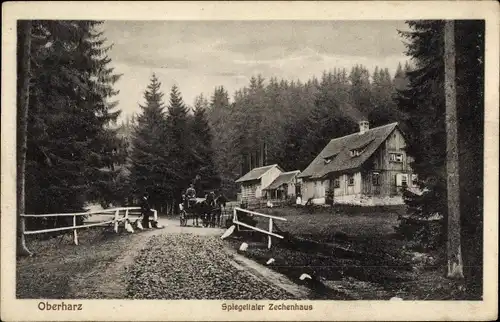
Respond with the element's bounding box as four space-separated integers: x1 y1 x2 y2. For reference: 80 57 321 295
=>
298 121 417 205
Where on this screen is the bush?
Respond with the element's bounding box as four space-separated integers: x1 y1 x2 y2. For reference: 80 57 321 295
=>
395 216 444 251
235 209 258 227
394 186 446 251
325 190 334 206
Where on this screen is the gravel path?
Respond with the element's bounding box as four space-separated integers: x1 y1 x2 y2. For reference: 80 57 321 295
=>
18 217 299 300
126 233 297 300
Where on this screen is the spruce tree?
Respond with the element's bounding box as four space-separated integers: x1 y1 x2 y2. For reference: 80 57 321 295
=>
207 86 239 196
166 85 192 199
369 67 399 126
192 94 220 192
349 65 372 117
397 20 484 296
17 20 33 256
24 21 123 221
130 74 170 209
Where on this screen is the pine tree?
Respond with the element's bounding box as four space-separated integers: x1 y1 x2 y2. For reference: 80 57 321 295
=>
443 20 463 279
17 20 33 256
394 62 404 79
349 65 372 117
300 73 358 170
130 74 170 209
369 67 399 126
393 61 410 92
24 21 123 221
191 95 220 192
397 20 484 296
165 85 192 199
207 86 239 196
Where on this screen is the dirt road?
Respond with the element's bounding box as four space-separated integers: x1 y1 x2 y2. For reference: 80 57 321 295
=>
17 217 304 299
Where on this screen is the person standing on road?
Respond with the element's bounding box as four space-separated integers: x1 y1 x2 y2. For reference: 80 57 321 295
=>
140 192 152 229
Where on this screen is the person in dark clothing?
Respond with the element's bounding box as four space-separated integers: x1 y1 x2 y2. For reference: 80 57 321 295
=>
216 189 227 208
140 193 152 229
193 175 203 198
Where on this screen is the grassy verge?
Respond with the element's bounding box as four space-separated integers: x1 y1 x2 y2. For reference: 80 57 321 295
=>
16 227 138 299
226 205 473 300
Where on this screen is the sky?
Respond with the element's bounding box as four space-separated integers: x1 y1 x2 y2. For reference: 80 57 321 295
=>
101 20 410 121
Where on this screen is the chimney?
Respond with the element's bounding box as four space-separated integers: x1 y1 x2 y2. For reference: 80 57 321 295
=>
359 120 369 134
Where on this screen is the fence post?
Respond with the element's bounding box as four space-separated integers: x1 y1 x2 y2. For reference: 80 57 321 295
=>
268 218 273 249
73 214 78 245
125 208 133 233
234 208 239 231
114 209 119 233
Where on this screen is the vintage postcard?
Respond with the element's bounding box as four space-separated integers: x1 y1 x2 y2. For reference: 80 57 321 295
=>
1 1 499 321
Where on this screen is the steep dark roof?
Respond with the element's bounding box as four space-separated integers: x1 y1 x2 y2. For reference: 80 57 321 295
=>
263 170 301 190
298 122 399 179
235 164 284 183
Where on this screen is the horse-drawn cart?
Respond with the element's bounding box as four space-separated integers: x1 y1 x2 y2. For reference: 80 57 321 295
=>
179 195 223 228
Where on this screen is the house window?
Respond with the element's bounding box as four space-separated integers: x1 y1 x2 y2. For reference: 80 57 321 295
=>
402 174 408 186
324 153 338 164
390 153 404 163
412 174 418 187
333 177 340 188
347 174 355 186
396 173 409 187
372 172 381 186
350 149 361 157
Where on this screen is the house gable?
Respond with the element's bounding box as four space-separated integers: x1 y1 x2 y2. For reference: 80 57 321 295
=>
263 170 301 191
235 164 284 183
298 122 399 180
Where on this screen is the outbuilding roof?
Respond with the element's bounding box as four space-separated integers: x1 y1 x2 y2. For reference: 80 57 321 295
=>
263 170 301 190
235 164 284 183
298 122 399 179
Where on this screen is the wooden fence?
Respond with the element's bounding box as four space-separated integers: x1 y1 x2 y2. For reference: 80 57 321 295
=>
232 207 287 249
21 207 158 245
239 198 292 210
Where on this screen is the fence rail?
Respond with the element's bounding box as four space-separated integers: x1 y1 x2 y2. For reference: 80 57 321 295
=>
232 207 286 249
21 207 158 245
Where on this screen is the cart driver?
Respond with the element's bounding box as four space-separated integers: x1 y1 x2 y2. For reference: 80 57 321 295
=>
185 184 197 208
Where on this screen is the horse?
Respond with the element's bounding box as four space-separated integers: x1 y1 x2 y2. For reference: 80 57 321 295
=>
214 192 228 227
180 191 227 228
200 192 218 227
181 195 211 227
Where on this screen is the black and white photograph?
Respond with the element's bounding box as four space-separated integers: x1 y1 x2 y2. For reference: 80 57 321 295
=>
1 1 498 321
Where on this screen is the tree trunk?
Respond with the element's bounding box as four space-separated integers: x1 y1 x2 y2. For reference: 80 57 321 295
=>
444 20 463 279
17 20 33 257
263 141 268 166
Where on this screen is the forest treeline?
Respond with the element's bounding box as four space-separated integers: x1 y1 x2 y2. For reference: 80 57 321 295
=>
19 20 413 216
120 62 411 208
18 20 484 295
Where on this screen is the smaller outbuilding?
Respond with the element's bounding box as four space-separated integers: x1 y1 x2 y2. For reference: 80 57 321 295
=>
263 170 301 200
235 164 284 204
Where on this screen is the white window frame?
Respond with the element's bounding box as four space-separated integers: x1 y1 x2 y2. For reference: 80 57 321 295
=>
333 177 340 188
347 174 355 186
396 173 409 187
390 152 404 163
411 174 418 187
350 149 362 157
